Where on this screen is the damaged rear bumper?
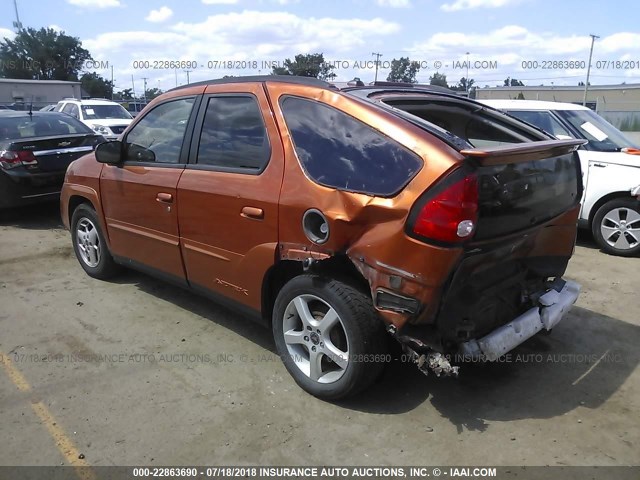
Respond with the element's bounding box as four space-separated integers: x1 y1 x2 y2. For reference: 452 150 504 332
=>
459 279 581 361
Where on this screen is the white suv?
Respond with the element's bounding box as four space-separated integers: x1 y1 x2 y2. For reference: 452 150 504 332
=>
481 99 640 257
55 98 133 140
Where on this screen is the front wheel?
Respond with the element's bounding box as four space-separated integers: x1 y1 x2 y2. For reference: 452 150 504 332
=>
71 204 121 279
272 275 387 400
592 198 640 257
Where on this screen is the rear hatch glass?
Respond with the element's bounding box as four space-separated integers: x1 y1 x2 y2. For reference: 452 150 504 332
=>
474 151 580 240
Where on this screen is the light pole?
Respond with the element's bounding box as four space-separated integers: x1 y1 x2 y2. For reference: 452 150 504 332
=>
465 52 470 94
141 77 148 103
372 52 382 83
583 34 599 106
12 0 22 31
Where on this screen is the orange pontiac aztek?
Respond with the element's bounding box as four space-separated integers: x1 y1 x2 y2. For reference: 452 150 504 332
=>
61 76 584 399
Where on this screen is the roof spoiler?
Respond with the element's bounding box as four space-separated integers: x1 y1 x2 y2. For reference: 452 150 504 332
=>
460 139 587 166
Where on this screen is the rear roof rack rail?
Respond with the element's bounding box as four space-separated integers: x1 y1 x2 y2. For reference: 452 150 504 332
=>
168 75 331 93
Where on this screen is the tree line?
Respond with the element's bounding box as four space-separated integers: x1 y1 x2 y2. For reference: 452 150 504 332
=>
268 53 527 91
0 28 162 101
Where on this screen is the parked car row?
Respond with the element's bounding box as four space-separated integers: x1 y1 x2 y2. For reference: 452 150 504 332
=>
60 76 585 399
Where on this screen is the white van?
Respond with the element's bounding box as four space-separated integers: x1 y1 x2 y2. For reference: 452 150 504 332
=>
481 99 640 257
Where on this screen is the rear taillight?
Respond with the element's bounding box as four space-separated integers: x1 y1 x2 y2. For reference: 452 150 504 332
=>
411 172 479 244
0 150 37 169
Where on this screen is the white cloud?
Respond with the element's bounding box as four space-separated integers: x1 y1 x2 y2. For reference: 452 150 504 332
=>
145 6 173 23
405 25 640 86
67 0 121 8
48 24 64 32
201 0 239 4
0 27 16 40
414 25 591 55
599 32 640 53
441 0 516 12
376 0 411 6
170 10 400 56
84 10 400 89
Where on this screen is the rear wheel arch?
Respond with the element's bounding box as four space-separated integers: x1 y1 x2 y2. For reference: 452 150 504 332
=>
588 191 635 228
261 255 372 325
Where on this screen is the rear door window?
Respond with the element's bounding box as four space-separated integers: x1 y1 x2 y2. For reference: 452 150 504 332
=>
196 95 271 172
280 96 422 197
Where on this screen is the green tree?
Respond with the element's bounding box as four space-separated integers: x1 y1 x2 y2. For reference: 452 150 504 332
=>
429 72 449 88
0 27 92 80
114 88 134 101
451 77 475 92
504 77 525 87
271 53 336 80
386 57 420 83
81 72 113 99
144 88 163 101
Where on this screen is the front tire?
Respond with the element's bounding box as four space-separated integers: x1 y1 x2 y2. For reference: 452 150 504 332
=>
592 198 640 257
71 204 120 279
272 275 387 400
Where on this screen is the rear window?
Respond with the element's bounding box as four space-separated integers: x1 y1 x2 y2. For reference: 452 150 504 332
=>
475 153 580 240
0 114 93 139
382 98 541 148
82 104 132 120
280 96 422 197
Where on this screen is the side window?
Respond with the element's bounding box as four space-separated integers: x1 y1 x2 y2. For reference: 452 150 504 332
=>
508 110 573 139
62 103 78 118
196 96 270 172
124 97 194 164
280 97 422 197
54 103 64 112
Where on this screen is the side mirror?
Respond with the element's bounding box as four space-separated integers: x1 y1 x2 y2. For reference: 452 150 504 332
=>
95 140 123 165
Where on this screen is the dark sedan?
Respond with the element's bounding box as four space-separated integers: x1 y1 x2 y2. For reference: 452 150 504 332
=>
0 111 104 209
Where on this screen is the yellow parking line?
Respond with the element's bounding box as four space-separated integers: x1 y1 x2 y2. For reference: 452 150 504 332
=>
1 352 96 480
0 352 32 392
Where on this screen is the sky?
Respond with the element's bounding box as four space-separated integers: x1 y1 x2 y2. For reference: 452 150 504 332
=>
1 0 639 94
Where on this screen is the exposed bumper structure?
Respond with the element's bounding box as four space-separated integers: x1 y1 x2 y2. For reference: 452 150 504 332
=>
459 279 581 361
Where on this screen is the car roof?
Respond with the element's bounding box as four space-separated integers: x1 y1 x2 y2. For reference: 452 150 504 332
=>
168 75 332 93
479 99 591 111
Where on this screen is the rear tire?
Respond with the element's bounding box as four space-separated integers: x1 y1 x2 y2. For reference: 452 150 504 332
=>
272 275 388 400
71 204 120 279
592 198 640 257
